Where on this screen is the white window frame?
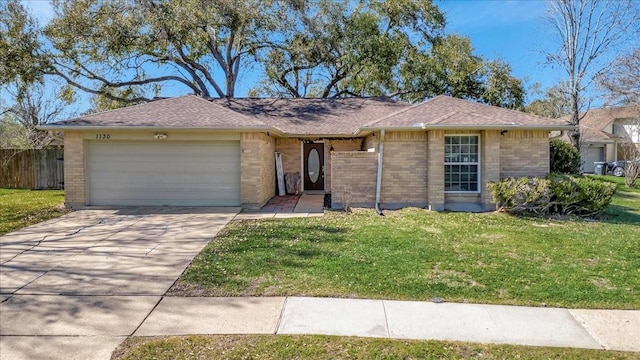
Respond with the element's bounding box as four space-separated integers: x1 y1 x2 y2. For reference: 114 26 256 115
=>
444 134 481 194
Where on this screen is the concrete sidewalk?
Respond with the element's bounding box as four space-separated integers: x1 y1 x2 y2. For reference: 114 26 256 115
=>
136 296 640 353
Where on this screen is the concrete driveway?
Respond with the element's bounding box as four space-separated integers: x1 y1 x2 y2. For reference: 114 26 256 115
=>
0 207 238 360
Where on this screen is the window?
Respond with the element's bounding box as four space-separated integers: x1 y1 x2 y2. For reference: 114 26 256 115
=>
444 135 479 192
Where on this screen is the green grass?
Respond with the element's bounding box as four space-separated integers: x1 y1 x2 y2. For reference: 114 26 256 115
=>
113 335 638 360
590 175 640 223
171 176 639 309
0 188 68 236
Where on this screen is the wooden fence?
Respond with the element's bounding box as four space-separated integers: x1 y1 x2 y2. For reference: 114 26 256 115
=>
0 149 64 189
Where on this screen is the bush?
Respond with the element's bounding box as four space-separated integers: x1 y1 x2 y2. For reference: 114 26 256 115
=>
550 139 581 174
487 177 551 215
488 175 616 217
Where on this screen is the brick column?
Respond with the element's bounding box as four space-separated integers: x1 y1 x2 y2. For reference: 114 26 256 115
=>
241 133 275 210
482 130 501 209
63 131 86 208
427 130 445 211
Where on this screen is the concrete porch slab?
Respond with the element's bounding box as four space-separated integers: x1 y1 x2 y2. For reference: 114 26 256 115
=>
135 297 286 336
570 309 640 351
0 335 126 360
278 297 388 338
0 295 159 336
294 194 324 213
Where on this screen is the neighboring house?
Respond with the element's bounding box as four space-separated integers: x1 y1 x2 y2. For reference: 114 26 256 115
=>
559 107 640 173
41 95 571 212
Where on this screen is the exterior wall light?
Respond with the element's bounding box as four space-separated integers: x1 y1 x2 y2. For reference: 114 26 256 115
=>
154 133 168 140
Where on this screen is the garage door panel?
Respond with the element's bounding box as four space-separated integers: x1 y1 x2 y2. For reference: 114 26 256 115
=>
581 146 605 173
87 141 241 206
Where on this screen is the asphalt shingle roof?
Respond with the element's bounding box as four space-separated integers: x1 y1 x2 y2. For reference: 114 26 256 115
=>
49 94 572 135
54 95 267 128
208 97 408 135
367 96 571 129
559 106 639 143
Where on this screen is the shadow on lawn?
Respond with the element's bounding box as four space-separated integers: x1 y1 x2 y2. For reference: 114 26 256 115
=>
601 204 640 225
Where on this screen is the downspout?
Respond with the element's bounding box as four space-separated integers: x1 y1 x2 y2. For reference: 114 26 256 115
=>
375 129 385 216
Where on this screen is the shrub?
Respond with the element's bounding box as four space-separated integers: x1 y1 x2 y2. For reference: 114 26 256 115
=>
550 139 581 174
487 177 551 215
488 175 616 217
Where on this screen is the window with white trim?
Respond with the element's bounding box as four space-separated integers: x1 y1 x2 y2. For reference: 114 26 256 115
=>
444 135 479 192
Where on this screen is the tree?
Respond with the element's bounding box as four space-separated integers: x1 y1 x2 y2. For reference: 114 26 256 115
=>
255 1 525 107
598 48 640 106
525 84 572 118
0 82 70 149
42 0 290 102
598 49 640 187
0 0 46 86
3 0 525 107
256 0 447 99
480 60 525 109
545 0 640 149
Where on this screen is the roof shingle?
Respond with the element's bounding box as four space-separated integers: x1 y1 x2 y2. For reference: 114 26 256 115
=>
367 96 571 129
48 94 572 134
561 106 639 143
55 95 267 128
208 97 408 135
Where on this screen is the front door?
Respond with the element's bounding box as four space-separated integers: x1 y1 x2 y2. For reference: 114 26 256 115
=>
303 142 324 191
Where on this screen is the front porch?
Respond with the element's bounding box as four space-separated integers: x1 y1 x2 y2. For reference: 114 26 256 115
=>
233 194 325 220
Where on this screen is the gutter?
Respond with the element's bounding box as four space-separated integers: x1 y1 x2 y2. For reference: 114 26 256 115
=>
417 123 575 131
36 125 285 137
359 124 575 132
37 124 274 131
375 129 385 216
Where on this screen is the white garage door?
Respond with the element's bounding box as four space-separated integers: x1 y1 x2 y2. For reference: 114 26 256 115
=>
87 141 240 206
581 146 605 173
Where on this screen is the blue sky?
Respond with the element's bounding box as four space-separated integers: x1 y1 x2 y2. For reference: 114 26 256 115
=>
437 0 562 95
19 0 610 108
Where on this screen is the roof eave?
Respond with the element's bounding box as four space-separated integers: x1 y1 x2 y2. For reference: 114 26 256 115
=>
361 124 575 131
37 124 279 134
279 133 365 138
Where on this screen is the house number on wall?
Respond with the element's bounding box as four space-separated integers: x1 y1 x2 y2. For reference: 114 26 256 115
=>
95 134 111 140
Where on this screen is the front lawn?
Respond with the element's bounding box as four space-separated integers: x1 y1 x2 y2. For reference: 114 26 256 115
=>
170 177 639 309
590 175 640 223
0 189 68 236
113 335 637 360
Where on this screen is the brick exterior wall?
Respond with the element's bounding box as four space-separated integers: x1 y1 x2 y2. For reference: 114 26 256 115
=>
241 132 276 210
63 131 86 208
500 130 550 178
331 151 377 208
427 130 445 210
482 130 501 207
275 138 301 177
325 139 362 192
380 131 428 208
61 127 550 212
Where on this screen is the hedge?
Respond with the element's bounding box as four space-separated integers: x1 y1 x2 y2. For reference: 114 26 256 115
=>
488 174 616 217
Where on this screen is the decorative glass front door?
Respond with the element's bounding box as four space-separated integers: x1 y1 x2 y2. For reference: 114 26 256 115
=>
303 142 324 191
